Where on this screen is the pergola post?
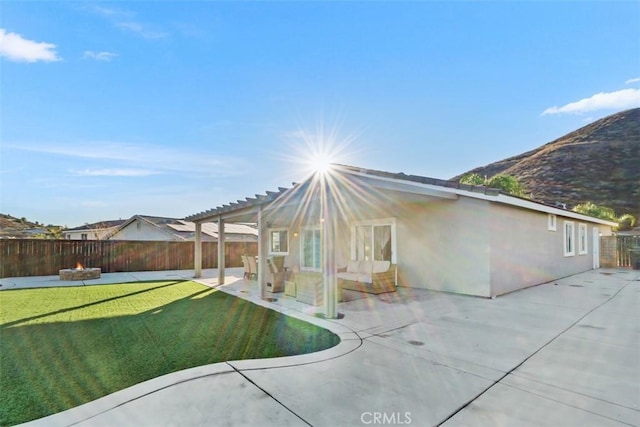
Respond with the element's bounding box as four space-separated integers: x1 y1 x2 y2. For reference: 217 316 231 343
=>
217 216 225 285
194 222 202 278
257 206 267 298
322 175 338 319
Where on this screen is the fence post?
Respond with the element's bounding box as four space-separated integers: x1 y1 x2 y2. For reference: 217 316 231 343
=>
217 217 225 284
194 223 202 278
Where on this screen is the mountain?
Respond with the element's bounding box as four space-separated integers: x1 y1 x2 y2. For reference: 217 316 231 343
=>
0 214 63 239
453 108 640 219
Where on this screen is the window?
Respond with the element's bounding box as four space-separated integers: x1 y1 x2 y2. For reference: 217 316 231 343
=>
548 214 556 231
578 223 588 255
269 229 289 254
564 221 575 257
351 219 396 263
81 233 88 240
301 228 322 271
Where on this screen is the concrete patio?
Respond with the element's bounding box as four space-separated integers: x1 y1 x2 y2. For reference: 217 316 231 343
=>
4 268 639 426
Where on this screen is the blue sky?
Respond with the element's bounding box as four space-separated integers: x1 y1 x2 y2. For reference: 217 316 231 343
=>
1 1 639 227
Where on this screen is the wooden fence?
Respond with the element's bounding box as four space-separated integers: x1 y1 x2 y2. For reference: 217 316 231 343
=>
600 235 640 268
0 240 257 278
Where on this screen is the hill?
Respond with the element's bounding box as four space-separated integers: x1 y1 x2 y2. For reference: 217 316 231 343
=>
453 108 640 218
0 214 63 239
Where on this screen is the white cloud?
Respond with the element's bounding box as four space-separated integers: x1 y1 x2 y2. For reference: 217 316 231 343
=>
542 88 640 115
71 168 159 177
0 29 61 63
116 22 167 40
84 5 168 40
83 50 118 61
626 77 640 84
7 141 246 178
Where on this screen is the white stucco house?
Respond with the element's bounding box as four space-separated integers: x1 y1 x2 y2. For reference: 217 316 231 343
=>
105 215 258 242
186 164 616 318
63 220 126 240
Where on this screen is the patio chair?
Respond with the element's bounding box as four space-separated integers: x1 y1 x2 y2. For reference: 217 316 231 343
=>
246 255 258 280
241 255 251 279
266 256 285 292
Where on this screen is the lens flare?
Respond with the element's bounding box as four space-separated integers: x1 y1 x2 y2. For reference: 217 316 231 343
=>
307 151 333 175
275 115 364 184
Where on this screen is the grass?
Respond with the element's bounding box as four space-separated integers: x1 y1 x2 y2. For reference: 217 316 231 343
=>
0 281 340 426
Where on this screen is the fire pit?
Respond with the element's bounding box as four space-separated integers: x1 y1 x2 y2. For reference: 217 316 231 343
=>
60 262 101 281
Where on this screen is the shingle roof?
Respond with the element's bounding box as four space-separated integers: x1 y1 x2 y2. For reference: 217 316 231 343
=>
64 219 126 232
334 164 502 196
105 215 258 240
184 164 500 222
184 164 617 227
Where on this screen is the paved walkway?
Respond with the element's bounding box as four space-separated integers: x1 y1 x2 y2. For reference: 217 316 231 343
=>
4 268 639 426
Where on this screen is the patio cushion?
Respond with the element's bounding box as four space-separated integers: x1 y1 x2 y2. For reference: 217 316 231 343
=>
347 260 360 273
337 272 360 282
359 261 373 274
357 274 373 284
372 260 391 274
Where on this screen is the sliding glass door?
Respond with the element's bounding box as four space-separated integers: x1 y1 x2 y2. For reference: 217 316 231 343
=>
301 228 322 271
353 219 395 262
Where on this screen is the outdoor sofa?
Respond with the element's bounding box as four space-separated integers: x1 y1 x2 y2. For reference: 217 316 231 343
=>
337 260 397 294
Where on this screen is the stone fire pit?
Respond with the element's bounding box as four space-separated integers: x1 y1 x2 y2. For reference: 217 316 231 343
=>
60 267 101 281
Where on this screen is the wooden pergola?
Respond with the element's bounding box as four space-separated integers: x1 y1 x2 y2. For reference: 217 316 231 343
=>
184 173 341 318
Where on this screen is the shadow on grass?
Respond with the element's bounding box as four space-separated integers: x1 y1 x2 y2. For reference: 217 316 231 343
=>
2 280 187 328
0 285 340 426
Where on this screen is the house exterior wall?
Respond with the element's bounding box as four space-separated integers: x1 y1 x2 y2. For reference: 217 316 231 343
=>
63 228 117 240
265 217 351 273
395 196 492 297
259 186 613 299
488 203 612 296
109 220 181 241
264 194 493 297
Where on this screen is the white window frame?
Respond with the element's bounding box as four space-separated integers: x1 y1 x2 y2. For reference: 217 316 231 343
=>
564 221 575 257
268 228 289 255
548 214 556 231
300 227 322 272
350 217 397 264
578 223 588 255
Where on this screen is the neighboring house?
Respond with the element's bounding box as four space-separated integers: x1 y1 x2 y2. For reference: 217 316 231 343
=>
186 164 616 318
63 220 126 240
105 215 258 242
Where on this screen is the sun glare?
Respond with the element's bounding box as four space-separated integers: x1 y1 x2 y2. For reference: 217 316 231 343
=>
273 115 364 186
307 152 333 175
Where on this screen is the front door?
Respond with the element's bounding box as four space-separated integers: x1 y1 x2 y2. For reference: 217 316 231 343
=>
592 227 600 269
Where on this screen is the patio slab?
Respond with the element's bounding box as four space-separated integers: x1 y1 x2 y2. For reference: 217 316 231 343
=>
239 339 494 427
12 268 640 427
443 382 631 427
73 369 308 427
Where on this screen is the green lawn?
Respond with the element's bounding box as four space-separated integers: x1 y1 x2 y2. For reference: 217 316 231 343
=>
0 281 340 426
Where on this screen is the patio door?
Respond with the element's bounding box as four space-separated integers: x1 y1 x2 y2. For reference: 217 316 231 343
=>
352 219 396 263
301 227 322 271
